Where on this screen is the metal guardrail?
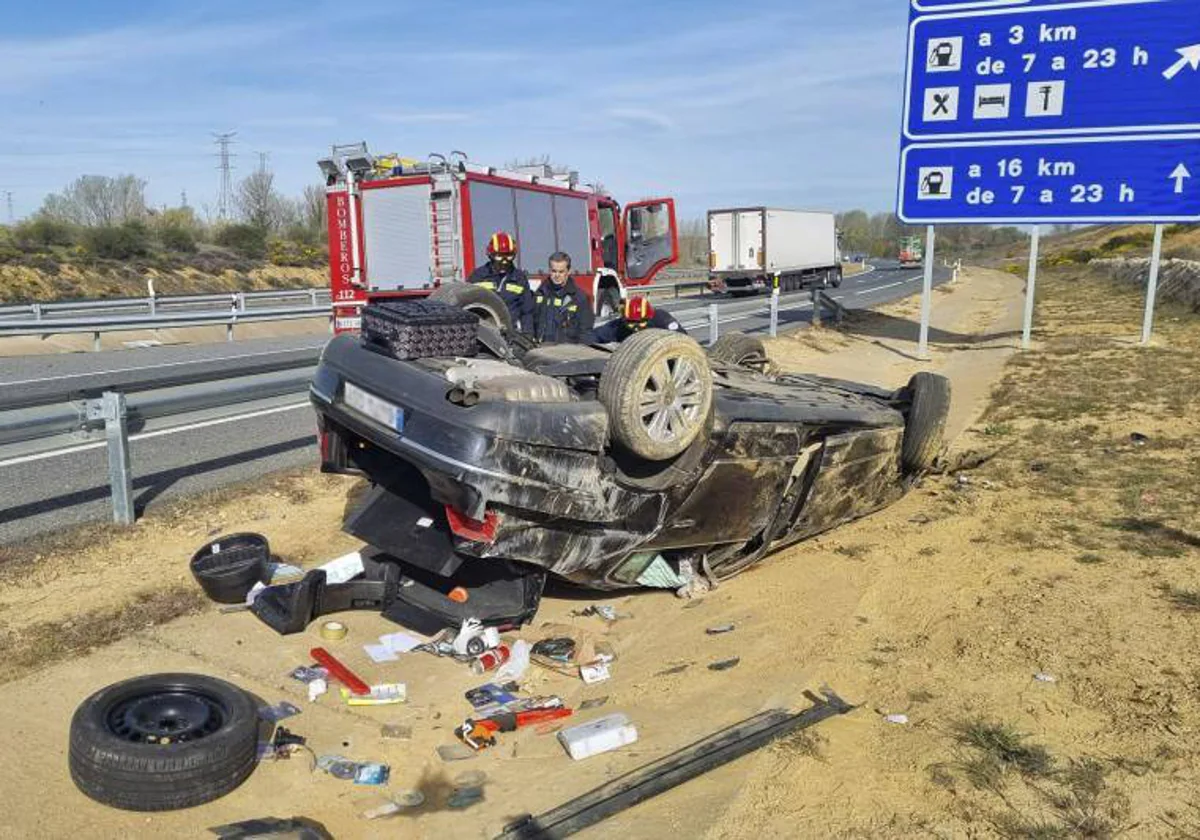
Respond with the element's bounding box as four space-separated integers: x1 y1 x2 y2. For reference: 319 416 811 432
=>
0 277 876 527
0 287 331 319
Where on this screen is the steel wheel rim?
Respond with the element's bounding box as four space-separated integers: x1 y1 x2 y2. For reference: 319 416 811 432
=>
637 354 705 443
106 688 228 745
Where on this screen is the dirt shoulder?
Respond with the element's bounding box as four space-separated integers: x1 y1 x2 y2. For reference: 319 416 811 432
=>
1 266 1196 838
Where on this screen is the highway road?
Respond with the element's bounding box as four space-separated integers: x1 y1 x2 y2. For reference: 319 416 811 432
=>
0 262 949 545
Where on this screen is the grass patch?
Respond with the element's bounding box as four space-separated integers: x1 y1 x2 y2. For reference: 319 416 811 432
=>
0 586 207 682
1156 583 1200 613
955 719 1055 786
1075 553 1106 565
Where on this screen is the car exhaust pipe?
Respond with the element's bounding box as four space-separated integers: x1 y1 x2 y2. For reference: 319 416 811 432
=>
461 389 480 407
447 387 467 405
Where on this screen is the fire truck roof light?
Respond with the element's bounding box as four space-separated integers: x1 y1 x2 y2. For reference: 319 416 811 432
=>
317 158 342 179
344 153 375 174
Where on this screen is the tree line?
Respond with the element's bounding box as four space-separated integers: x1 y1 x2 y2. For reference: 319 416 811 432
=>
1 172 328 267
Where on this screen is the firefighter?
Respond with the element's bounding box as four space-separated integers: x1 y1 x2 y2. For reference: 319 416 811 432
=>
468 232 536 334
589 295 686 343
536 252 594 344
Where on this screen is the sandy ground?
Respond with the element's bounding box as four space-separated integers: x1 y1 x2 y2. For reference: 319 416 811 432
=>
1 265 1197 839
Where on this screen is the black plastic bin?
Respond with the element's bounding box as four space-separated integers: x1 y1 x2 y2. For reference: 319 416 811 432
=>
190 533 270 604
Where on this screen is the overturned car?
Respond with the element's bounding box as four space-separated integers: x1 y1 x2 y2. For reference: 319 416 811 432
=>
251 286 950 636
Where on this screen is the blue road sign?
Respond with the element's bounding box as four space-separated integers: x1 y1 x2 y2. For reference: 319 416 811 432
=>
900 0 1200 224
898 133 1199 223
905 0 1200 140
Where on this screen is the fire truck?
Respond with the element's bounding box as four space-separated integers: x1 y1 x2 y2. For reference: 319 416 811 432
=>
319 143 680 332
898 235 924 269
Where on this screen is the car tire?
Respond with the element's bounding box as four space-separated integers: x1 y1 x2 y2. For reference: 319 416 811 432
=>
708 332 770 372
69 673 259 812
600 329 713 461
429 283 514 333
831 268 843 288
901 372 951 474
597 286 621 319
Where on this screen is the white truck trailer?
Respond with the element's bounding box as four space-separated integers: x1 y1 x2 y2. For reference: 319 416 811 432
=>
708 208 842 294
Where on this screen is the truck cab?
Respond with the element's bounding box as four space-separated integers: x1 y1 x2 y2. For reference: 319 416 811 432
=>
320 144 680 332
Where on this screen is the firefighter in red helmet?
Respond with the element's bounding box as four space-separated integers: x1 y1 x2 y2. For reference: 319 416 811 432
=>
468 232 536 333
589 295 686 343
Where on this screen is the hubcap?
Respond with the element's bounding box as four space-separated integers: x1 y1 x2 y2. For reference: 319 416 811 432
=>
107 689 227 745
638 355 705 443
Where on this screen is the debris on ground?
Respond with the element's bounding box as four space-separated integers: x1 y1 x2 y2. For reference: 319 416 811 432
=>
705 624 736 635
341 683 406 706
1034 672 1058 684
258 701 302 723
708 657 741 672
884 713 910 725
558 713 639 760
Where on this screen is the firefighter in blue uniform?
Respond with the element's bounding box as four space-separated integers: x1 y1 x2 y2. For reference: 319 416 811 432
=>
589 295 686 343
468 232 536 334
535 252 595 344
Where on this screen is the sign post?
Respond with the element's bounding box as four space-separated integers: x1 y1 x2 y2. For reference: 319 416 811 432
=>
1141 224 1166 345
899 0 1199 346
919 226 936 359
1022 225 1040 350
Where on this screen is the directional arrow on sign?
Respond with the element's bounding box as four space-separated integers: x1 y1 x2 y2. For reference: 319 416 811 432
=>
1170 163 1192 194
1163 44 1200 81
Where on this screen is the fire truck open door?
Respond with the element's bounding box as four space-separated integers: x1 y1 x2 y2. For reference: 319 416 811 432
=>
622 198 678 285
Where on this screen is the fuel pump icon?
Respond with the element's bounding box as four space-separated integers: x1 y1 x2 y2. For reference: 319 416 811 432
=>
927 38 961 72
921 170 946 196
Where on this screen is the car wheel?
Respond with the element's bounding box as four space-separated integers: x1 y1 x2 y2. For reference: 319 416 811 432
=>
901 372 951 473
69 673 259 811
831 269 843 288
598 286 621 319
430 283 514 333
600 329 713 461
708 332 771 373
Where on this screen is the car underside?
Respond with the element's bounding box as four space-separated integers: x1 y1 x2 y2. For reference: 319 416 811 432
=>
250 287 950 636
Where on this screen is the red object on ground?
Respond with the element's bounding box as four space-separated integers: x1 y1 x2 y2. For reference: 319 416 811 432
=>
310 646 370 695
478 707 574 733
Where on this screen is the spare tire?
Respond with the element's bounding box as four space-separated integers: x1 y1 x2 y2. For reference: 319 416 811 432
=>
429 283 513 333
69 673 259 811
708 332 771 372
901 372 951 473
599 329 713 461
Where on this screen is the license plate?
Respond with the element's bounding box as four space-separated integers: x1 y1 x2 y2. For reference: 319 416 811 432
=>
344 382 405 432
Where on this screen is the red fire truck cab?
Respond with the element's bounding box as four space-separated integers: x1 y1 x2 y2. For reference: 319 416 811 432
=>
320 144 680 332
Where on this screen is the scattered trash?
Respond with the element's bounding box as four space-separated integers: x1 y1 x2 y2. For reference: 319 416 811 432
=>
558 713 639 760
362 802 404 820
258 701 302 723
706 624 736 635
379 631 422 653
452 618 502 657
311 647 370 695
354 763 391 786
259 727 309 761
437 743 478 762
573 605 621 622
342 683 407 706
266 562 305 583
495 639 532 682
457 707 574 751
1034 672 1058 684
380 724 413 741
1130 432 1149 446
466 683 520 710
307 679 328 703
447 785 485 810
317 755 360 780
289 666 328 684
320 621 348 641
708 657 741 672
1029 461 1048 473
317 550 366 584
955 474 972 488
909 513 932 524
579 696 610 711
532 637 575 662
471 644 512 675
884 713 909 725
364 643 398 663
454 770 488 787
580 663 611 685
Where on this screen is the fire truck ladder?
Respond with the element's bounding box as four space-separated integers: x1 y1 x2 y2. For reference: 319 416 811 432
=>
429 163 462 284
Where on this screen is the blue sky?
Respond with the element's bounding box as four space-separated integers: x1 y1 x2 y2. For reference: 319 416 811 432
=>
0 0 911 222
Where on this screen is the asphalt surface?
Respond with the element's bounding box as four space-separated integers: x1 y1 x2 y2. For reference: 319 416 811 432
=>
0 261 948 545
